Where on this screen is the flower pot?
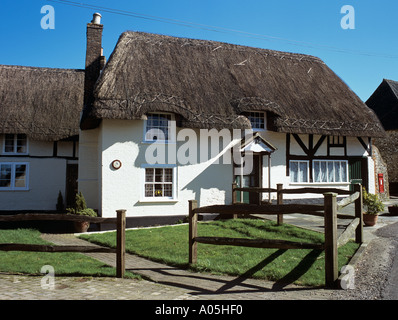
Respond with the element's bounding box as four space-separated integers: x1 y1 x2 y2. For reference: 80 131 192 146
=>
74 221 90 233
363 213 378 226
388 206 398 215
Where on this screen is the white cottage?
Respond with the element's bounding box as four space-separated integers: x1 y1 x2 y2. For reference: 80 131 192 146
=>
78 16 385 223
0 65 83 211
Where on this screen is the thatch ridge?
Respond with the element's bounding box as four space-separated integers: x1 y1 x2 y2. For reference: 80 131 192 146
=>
0 65 84 141
81 31 384 137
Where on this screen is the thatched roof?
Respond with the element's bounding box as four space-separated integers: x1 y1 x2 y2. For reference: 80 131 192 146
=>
81 31 384 137
367 79 398 182
0 65 84 141
366 79 398 131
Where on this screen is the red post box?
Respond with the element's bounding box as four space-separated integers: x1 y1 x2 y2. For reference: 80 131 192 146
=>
378 173 384 193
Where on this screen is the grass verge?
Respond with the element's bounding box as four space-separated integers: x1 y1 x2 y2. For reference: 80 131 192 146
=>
80 218 360 287
0 228 139 279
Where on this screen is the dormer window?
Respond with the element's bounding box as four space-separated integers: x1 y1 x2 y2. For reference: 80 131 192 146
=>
247 112 266 131
144 113 175 142
3 134 28 154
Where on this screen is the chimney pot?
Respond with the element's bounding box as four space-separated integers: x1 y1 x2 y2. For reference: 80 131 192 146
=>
92 12 102 25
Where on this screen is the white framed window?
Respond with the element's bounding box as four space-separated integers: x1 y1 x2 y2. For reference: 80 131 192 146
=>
144 113 175 142
289 160 309 183
248 112 266 130
313 160 348 183
143 166 176 200
0 162 29 190
3 134 28 154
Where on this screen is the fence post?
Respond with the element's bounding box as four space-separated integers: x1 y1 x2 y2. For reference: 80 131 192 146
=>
116 209 126 278
277 184 283 225
188 200 198 264
231 183 238 218
232 182 237 204
324 193 338 288
354 184 363 244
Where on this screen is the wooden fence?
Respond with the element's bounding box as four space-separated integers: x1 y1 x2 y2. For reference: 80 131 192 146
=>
0 210 127 278
189 183 363 288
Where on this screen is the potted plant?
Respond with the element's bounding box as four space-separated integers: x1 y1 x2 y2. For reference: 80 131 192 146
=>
67 192 97 232
388 204 398 215
362 188 384 226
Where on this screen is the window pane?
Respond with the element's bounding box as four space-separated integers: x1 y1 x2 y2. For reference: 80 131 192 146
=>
16 134 27 153
145 168 154 182
155 168 163 182
314 161 320 182
328 162 334 182
160 128 168 141
299 162 308 182
4 134 14 153
320 161 327 182
334 162 341 182
154 184 163 197
164 169 172 182
152 117 159 127
290 162 298 183
145 184 153 197
164 184 172 197
0 164 11 187
242 175 251 187
341 162 348 182
14 164 26 188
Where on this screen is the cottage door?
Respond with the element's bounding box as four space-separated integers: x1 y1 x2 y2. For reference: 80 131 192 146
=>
348 157 368 191
235 154 262 204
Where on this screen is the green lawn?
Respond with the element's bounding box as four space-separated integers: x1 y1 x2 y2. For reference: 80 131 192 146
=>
80 218 360 287
0 228 139 279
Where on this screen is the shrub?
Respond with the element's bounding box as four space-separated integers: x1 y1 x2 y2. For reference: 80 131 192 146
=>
56 190 65 212
67 192 97 217
362 187 384 215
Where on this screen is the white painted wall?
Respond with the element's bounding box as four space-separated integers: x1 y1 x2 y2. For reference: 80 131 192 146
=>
97 119 239 217
79 119 377 217
259 132 373 201
0 136 76 211
368 156 376 194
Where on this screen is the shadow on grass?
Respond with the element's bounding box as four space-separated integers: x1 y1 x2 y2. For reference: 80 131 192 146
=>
207 218 285 240
272 249 323 289
133 248 324 296
214 249 287 293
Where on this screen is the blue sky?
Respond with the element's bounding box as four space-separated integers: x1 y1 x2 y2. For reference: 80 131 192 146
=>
1 0 397 101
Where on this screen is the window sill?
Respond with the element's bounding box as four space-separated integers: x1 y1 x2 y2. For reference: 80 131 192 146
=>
141 141 176 145
289 182 350 186
138 198 178 203
0 188 29 191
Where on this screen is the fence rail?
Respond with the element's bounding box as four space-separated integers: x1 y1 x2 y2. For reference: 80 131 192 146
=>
190 183 363 288
0 210 127 278
0 213 115 223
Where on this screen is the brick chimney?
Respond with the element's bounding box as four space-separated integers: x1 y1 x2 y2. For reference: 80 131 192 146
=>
84 13 106 107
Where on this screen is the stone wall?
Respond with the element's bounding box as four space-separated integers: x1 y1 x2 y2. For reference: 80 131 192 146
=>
372 145 390 200
374 130 398 196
